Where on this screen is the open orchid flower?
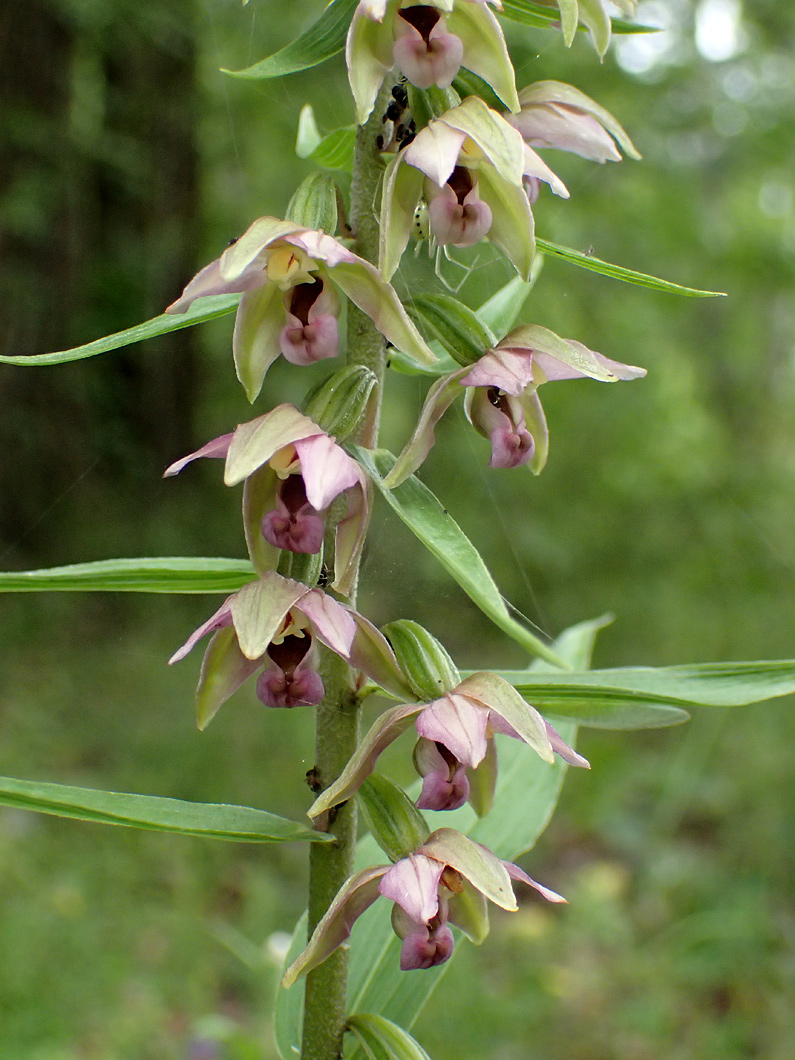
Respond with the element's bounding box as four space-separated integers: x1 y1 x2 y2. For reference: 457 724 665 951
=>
308 670 588 822
347 0 518 125
164 404 369 596
510 81 640 165
282 827 564 984
380 96 567 281
166 217 436 402
382 324 646 487
168 572 413 729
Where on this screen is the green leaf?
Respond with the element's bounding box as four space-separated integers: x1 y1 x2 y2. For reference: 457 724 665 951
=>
223 0 358 80
354 447 568 670
347 1014 433 1060
0 557 256 594
487 659 795 727
0 775 330 843
0 295 240 366
309 127 356 171
536 238 726 297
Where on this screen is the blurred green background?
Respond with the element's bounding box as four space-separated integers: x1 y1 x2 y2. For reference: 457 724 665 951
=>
2 0 795 1057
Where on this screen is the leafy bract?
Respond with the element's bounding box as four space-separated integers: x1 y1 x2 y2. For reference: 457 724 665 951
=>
536 238 726 296
347 1014 433 1060
223 0 358 80
0 557 256 594
0 776 329 843
354 447 568 670
0 295 239 366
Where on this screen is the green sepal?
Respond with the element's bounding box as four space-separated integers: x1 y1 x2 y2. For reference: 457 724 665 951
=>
286 170 339 234
447 876 490 943
465 736 498 817
358 774 430 863
380 620 461 701
302 364 378 443
406 295 496 367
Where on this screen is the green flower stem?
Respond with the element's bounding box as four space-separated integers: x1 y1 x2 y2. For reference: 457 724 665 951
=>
300 89 390 1060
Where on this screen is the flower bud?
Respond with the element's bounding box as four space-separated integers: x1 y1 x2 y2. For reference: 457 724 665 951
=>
285 172 339 235
407 84 462 130
302 364 378 443
406 294 495 367
381 620 460 701
358 773 430 863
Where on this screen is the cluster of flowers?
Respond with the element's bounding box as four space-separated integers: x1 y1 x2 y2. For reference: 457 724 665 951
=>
166 0 643 977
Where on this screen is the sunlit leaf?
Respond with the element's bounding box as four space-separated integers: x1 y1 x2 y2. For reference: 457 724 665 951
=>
354 447 568 670
536 238 726 296
224 0 358 80
0 557 256 594
0 776 330 843
0 295 239 366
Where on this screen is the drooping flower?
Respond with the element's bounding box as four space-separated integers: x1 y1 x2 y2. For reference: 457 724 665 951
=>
511 81 640 165
169 572 413 728
380 96 567 281
347 0 518 125
308 670 587 821
164 404 370 596
282 827 564 984
382 324 646 486
166 218 436 402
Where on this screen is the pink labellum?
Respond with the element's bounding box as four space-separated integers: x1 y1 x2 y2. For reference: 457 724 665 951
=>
428 180 493 247
393 7 464 90
261 475 325 554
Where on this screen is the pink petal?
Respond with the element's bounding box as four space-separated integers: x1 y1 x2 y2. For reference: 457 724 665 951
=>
293 433 360 512
298 589 357 659
416 694 490 768
545 719 590 768
460 349 535 396
504 860 566 904
169 598 234 664
163 433 234 477
393 18 464 91
379 853 445 923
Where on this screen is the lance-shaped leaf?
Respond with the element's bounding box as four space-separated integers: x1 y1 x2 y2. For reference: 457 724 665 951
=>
0 775 330 843
355 447 568 669
489 661 795 727
0 557 256 594
347 1014 433 1060
0 294 239 367
535 238 726 296
223 0 358 80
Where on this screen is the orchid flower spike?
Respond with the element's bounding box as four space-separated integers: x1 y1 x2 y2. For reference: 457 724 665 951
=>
347 0 518 125
165 404 369 596
282 827 564 984
168 572 413 728
308 670 588 822
382 324 646 487
166 217 436 402
511 81 640 165
380 96 567 281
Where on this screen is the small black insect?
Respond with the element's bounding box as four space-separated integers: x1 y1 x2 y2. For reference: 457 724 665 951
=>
306 767 322 794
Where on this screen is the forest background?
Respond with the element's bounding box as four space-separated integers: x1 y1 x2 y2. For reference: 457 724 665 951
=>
1 1 794 1058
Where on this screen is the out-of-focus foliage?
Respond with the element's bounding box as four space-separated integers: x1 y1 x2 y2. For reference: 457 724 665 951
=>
1 0 794 1057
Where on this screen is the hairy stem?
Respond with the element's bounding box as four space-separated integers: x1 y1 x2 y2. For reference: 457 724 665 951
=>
299 89 390 1060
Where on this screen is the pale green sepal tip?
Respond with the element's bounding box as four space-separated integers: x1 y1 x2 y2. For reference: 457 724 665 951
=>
421 827 517 911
